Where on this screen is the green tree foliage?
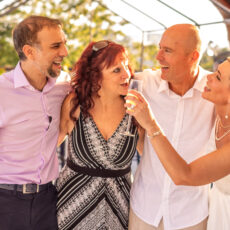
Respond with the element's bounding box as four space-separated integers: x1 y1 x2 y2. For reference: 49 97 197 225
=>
0 0 223 74
0 22 19 72
200 51 214 71
0 0 159 73
124 42 158 72
0 0 132 71
200 47 230 71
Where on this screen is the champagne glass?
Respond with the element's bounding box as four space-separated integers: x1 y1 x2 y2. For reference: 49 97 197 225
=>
121 79 143 137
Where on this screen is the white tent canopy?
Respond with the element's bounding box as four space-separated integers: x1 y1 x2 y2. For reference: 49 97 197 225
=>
101 0 229 48
0 0 229 49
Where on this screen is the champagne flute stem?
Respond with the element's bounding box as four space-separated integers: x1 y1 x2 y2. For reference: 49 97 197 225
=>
126 115 132 132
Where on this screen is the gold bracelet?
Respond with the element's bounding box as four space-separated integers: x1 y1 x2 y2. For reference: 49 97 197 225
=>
147 130 162 138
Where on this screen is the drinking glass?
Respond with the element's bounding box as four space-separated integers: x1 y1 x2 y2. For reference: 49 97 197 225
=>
121 79 143 137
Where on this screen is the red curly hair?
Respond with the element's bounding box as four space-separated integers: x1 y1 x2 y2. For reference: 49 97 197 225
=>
70 40 134 120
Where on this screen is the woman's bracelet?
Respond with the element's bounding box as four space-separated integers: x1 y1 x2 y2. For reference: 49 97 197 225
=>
147 130 162 138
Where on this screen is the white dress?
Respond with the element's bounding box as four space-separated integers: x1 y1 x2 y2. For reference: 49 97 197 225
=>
207 121 230 230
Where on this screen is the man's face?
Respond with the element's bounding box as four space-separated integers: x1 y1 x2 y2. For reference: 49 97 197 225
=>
156 29 191 87
32 26 68 78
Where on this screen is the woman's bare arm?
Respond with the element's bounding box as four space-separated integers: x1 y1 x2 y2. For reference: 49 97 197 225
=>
58 92 79 146
148 126 230 185
126 90 230 186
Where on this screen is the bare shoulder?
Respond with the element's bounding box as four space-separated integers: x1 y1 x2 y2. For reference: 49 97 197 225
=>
64 91 75 105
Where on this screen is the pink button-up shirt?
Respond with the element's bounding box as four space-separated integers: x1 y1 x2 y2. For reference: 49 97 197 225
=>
0 63 70 184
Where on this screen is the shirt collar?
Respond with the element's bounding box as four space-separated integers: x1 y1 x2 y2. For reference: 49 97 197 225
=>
43 77 57 93
14 62 31 88
157 66 209 97
13 62 57 92
158 78 169 94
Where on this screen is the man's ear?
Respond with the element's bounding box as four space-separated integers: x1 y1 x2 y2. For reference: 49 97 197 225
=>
22 44 36 60
191 50 200 62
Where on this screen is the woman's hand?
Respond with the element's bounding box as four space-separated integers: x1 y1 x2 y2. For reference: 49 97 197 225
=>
125 89 156 134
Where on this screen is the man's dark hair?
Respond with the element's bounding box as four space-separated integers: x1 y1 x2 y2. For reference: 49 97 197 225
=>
13 15 62 60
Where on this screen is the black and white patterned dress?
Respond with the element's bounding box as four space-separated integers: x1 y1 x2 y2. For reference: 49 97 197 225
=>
56 112 138 230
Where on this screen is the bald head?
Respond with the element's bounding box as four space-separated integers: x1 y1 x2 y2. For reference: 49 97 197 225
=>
163 24 201 55
157 24 202 95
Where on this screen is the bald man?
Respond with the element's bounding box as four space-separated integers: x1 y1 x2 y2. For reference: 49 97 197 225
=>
129 24 215 230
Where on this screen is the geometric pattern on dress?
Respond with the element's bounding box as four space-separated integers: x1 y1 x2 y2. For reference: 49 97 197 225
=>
56 112 138 230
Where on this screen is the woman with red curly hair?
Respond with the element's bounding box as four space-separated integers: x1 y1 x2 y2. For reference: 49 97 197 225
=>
56 40 141 230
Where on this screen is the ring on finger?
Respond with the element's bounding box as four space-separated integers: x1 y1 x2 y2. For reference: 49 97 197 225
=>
130 104 135 109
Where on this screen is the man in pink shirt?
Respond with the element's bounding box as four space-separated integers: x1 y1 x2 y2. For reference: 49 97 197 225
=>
0 16 70 229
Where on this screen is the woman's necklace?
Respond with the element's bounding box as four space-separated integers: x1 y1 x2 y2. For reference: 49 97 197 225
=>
215 116 230 141
219 116 230 128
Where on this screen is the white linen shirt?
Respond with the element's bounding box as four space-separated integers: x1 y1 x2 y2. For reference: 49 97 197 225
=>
130 68 215 230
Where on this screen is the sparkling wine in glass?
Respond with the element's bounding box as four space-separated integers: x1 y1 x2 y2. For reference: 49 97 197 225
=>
121 79 143 137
